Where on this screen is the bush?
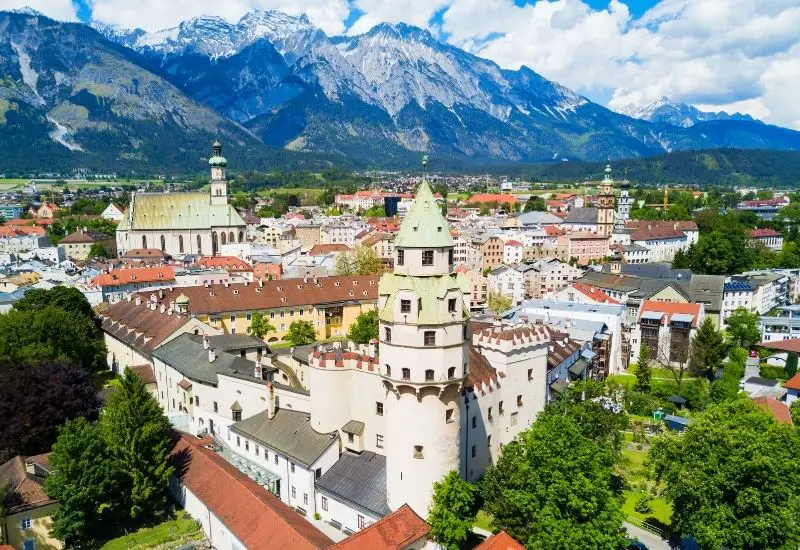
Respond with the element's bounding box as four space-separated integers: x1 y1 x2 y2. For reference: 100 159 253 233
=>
682 379 710 411
634 493 653 514
626 392 663 417
313 512 321 520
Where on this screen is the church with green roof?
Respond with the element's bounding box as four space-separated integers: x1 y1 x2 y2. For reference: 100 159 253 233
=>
116 141 246 257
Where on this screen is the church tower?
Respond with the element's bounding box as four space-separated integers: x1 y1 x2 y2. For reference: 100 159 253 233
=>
615 167 634 230
209 140 228 206
378 179 469 519
597 164 616 237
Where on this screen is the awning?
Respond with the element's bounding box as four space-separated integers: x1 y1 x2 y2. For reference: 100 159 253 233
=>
671 313 695 324
568 358 589 376
550 378 569 393
178 379 192 391
641 311 664 321
341 420 365 436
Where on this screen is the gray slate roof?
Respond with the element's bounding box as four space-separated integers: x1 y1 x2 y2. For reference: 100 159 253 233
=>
230 409 338 468
563 207 599 224
208 334 268 352
341 420 364 435
315 451 391 518
516 211 563 226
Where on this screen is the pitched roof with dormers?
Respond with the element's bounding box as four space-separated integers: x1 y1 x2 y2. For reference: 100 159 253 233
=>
395 179 453 248
330 504 430 549
99 298 191 358
92 266 176 287
638 300 702 326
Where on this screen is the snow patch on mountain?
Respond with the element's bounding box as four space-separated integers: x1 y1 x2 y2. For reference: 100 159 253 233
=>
616 96 756 128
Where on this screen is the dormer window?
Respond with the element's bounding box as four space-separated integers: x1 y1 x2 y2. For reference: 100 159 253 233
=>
401 300 411 313
422 250 434 266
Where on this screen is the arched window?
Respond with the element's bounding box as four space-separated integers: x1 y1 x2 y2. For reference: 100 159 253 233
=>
178 235 184 253
425 369 435 381
212 232 218 255
229 231 235 243
221 232 227 246
141 235 147 249
238 231 244 243
197 234 202 255
160 235 166 252
447 367 456 380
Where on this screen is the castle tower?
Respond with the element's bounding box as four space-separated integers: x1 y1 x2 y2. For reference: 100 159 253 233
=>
379 179 469 519
615 168 634 230
597 163 616 237
209 140 228 206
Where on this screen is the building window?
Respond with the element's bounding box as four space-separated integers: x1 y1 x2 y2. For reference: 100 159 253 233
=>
447 366 456 380
194 396 199 406
385 365 391 377
233 410 242 422
245 441 249 451
471 445 476 458
397 250 404 266
20 518 32 530
304 493 308 505
528 368 533 381
424 331 436 346
384 327 392 343
511 412 519 425
488 406 493 420
160 234 166 252
213 401 218 413
413 445 424 459
376 434 384 448
236 436 241 447
448 249 454 265
315 468 322 480
517 394 523 407
400 299 411 313
376 402 384 416
472 415 477 429
255 445 260 456
425 369 435 381
274 453 279 465
23 539 35 550
321 496 328 511
290 462 296 473
402 368 410 380
358 514 366 530
446 409 454 423
499 401 504 415
488 435 492 447
178 235 184 253
422 250 434 266
348 433 354 443
291 486 296 498
448 298 457 312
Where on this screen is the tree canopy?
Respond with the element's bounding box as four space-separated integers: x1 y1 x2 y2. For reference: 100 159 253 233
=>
13 286 96 321
334 246 385 276
651 399 800 549
428 471 479 550
286 320 317 346
0 361 100 462
246 312 275 340
524 197 547 212
689 317 729 381
725 308 762 349
487 291 512 315
347 309 379 344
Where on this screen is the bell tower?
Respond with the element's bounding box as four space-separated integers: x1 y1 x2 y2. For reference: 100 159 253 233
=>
597 163 616 237
209 140 228 206
378 177 469 519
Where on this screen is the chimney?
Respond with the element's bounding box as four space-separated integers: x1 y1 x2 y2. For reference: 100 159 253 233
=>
208 348 216 363
203 335 210 350
159 304 166 313
135 295 142 306
267 382 276 419
254 358 262 380
258 278 264 288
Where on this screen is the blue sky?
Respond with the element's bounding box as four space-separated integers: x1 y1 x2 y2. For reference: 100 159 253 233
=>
4 0 800 129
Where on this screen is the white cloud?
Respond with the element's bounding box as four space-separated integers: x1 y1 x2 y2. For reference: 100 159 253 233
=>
0 0 77 20
87 0 350 35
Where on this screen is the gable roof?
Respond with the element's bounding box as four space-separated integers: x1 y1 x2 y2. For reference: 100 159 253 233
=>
99 299 191 359
466 194 519 205
752 396 793 424
152 333 263 386
60 229 110 244
316 451 391 518
170 434 333 549
638 300 702 326
0 454 55 514
309 244 352 255
474 531 526 550
572 282 619 304
395 180 453 248
784 371 800 391
563 207 598 224
330 504 430 549
197 256 253 271
118 192 245 231
92 266 176 287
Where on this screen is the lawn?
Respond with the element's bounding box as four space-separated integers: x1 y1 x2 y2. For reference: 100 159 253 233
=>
100 511 204 550
760 364 789 381
474 509 495 531
620 490 672 526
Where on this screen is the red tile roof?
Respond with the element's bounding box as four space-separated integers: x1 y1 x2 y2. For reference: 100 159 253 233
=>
0 225 46 238
466 194 520 205
638 300 702 326
474 531 526 550
170 434 333 550
129 364 156 385
121 248 169 260
92 266 176 287
504 240 523 247
752 396 793 425
759 339 800 355
748 228 782 238
0 454 55 514
572 282 620 304
331 504 430 549
543 226 565 236
253 263 283 280
59 229 111 244
197 256 253 272
784 372 800 391
99 299 191 358
309 244 352 255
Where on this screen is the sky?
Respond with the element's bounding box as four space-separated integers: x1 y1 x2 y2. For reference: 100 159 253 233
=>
3 0 799 130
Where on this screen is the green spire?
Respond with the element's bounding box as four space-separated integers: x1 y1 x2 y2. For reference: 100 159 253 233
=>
395 179 453 248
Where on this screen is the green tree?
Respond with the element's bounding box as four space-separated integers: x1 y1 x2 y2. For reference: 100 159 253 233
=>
286 320 317 345
335 247 384 276
347 309 379 344
787 352 798 378
334 250 356 275
487 291 512 315
481 402 628 549
689 318 728 381
791 400 800 426
99 369 173 521
87 243 109 259
363 204 386 217
651 399 800 549
726 308 761 349
246 312 275 340
665 203 692 221
428 471 478 550
13 286 96 321
524 197 547 212
634 343 652 394
45 418 124 548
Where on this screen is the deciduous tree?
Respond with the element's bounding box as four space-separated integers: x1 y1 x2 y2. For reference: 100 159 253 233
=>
651 399 800 549
87 243 109 259
487 291 512 315
428 471 478 550
726 308 761 349
347 309 379 344
524 197 547 212
286 320 317 346
99 369 173 521
246 312 275 340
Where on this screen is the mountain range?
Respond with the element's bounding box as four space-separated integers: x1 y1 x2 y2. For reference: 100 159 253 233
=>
1 8 799 173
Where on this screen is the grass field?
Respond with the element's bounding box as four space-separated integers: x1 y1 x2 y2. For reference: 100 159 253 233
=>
621 490 672 526
100 511 204 550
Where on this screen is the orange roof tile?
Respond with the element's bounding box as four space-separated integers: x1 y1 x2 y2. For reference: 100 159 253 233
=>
170 434 333 549
466 194 519 205
92 267 176 287
760 339 800 355
572 282 620 304
331 504 430 549
504 240 523 247
309 244 352 255
784 372 800 391
638 300 702 326
474 531 526 550
752 396 793 425
197 256 253 272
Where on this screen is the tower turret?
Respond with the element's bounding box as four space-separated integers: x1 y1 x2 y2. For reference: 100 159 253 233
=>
378 178 469 518
597 163 616 236
209 140 228 206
